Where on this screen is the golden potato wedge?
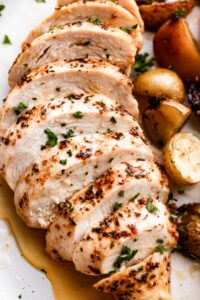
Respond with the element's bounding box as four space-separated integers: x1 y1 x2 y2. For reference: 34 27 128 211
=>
134 68 185 103
163 132 200 185
139 0 195 31
154 18 200 82
143 99 191 145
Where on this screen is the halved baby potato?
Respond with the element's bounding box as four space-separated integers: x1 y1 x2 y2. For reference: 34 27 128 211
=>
143 99 191 145
134 68 185 103
163 132 200 185
139 0 195 31
154 17 200 82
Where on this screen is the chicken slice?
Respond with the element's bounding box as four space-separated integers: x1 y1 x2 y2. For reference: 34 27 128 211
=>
73 198 178 275
23 1 142 49
0 95 141 190
46 159 169 261
94 252 172 300
9 22 136 87
1 61 138 134
14 132 153 228
56 0 144 30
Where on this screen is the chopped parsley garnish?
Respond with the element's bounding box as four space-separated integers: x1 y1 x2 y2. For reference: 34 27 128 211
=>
13 102 28 115
130 193 140 202
146 199 158 213
173 8 185 18
170 213 178 222
109 157 114 163
92 18 101 25
0 4 5 16
62 129 75 139
44 128 58 147
73 111 84 118
18 295 22 299
35 0 46 2
2 34 11 44
113 202 122 212
155 239 166 254
67 149 73 157
68 94 76 100
134 52 155 73
62 202 74 212
107 269 116 276
114 246 138 269
120 24 138 33
110 116 117 124
49 26 57 31
118 190 124 197
60 159 67 165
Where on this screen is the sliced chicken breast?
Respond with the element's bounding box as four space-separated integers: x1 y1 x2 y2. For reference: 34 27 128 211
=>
14 132 153 228
0 95 141 190
1 61 138 134
73 198 178 275
56 0 144 29
23 1 142 50
9 22 137 87
46 159 169 261
94 252 172 300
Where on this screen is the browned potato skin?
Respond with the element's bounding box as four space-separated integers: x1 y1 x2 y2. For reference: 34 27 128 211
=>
154 18 200 82
134 68 185 103
139 0 195 31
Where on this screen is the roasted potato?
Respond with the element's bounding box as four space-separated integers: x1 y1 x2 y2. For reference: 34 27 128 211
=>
163 132 200 185
178 203 200 260
143 99 191 145
154 18 200 82
134 68 185 103
139 0 195 31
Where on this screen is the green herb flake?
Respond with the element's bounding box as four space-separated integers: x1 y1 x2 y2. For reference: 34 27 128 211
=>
60 159 67 165
155 239 166 254
110 116 117 124
67 150 73 157
130 193 140 202
113 202 122 212
120 24 138 33
13 102 28 115
44 128 58 147
114 246 138 269
62 128 75 139
0 4 5 16
118 190 124 197
134 52 155 74
73 111 84 119
35 0 46 2
18 295 22 299
109 157 114 163
146 199 158 213
2 34 11 45
170 213 178 222
173 8 185 18
92 18 101 26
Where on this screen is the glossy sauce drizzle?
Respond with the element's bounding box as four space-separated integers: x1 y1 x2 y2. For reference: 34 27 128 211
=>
0 177 108 300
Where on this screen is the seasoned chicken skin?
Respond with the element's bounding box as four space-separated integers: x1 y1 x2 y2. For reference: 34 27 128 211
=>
56 0 144 29
0 95 141 190
1 61 138 134
94 252 172 300
14 132 152 228
73 198 177 275
9 22 136 87
46 159 169 261
23 1 142 49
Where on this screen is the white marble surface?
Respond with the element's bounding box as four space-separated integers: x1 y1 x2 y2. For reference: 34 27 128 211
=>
0 1 199 299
